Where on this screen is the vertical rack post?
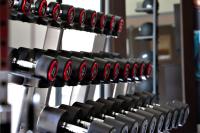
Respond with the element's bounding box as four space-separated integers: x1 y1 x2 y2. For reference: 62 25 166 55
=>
152 0 159 95
0 0 11 132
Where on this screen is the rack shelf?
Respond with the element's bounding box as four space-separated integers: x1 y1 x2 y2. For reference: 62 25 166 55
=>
135 8 153 13
135 35 153 40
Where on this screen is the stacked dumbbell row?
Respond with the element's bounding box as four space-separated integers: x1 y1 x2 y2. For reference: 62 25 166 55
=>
9 47 152 87
9 0 124 36
37 91 189 133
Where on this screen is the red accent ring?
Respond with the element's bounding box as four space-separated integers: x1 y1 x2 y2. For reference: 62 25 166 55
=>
100 14 106 29
103 63 111 81
91 62 98 81
52 3 60 21
146 64 152 77
140 63 145 77
123 64 130 80
63 60 72 81
131 63 139 79
79 61 87 81
110 16 115 31
21 0 28 14
91 12 97 27
79 9 86 26
118 18 124 33
48 60 58 81
113 63 120 80
38 0 47 17
67 6 75 24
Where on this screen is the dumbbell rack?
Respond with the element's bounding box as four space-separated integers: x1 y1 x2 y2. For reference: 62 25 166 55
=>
2 0 190 133
7 0 127 132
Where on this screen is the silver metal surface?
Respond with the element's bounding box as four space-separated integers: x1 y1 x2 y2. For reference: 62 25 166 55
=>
43 27 64 50
0 104 11 124
92 34 107 52
126 82 136 94
18 87 35 132
0 71 8 101
112 82 129 98
152 0 158 95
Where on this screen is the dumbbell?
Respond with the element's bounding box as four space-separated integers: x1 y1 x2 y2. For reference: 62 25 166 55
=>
128 60 140 82
128 58 149 81
103 14 115 35
138 107 165 133
73 7 86 30
103 58 120 83
134 92 182 131
140 91 158 104
166 101 190 127
114 95 163 133
61 103 128 133
10 0 47 22
62 51 99 85
98 56 138 82
116 95 157 133
123 93 164 133
114 58 131 82
16 47 72 86
145 104 173 132
59 50 88 86
11 0 31 15
143 62 152 79
97 98 148 133
74 52 111 84
31 0 47 17
9 48 58 82
129 108 157 133
77 52 114 84
109 95 161 133
94 12 106 34
46 2 60 21
131 92 173 131
88 52 121 83
37 106 116 133
59 4 75 27
84 10 97 32
136 61 147 81
159 104 180 130
117 95 143 110
31 48 72 87
133 92 152 106
98 52 143 82
112 16 124 36
86 100 139 133
91 57 111 84
101 98 149 133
